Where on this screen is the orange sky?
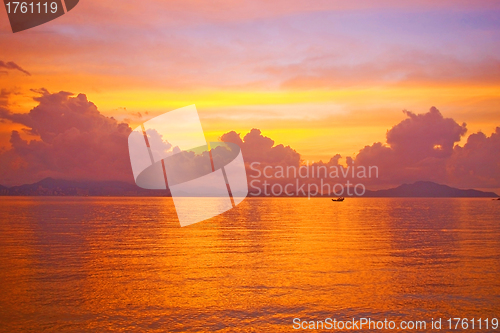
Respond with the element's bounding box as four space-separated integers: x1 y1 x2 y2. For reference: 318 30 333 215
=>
1 0 500 163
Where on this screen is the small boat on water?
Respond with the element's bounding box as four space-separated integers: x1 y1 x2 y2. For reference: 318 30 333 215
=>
332 197 345 202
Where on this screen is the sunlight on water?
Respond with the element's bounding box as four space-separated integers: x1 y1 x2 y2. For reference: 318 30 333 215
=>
0 197 499 332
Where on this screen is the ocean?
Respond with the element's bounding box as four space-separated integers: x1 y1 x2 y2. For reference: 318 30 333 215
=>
0 197 499 332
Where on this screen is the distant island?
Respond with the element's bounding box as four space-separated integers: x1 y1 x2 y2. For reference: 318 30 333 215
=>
0 178 170 197
364 181 498 198
0 178 498 198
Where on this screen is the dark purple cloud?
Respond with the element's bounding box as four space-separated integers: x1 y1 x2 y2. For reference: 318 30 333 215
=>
0 61 31 76
0 89 10 109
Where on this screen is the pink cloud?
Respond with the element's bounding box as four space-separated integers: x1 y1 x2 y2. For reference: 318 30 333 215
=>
0 90 133 186
387 107 467 161
276 54 500 90
0 93 498 192
221 129 300 167
353 107 467 186
350 107 499 189
225 107 499 194
447 127 500 188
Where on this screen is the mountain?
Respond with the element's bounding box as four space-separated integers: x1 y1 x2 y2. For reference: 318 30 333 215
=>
1 178 498 198
363 181 498 198
2 178 170 196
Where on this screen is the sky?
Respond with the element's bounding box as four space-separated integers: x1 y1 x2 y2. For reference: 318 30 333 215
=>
1 0 499 190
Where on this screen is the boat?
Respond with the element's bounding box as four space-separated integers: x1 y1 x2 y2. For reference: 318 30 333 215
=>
332 197 344 202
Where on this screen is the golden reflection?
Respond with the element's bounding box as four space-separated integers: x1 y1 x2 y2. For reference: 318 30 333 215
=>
0 197 499 331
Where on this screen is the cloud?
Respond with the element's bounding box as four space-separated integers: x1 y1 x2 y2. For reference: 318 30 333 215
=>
221 128 300 167
217 108 500 193
447 127 500 188
275 53 500 90
353 107 468 186
0 93 498 192
0 89 10 109
0 90 133 186
226 107 497 194
387 107 467 161
348 107 500 190
0 61 31 76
